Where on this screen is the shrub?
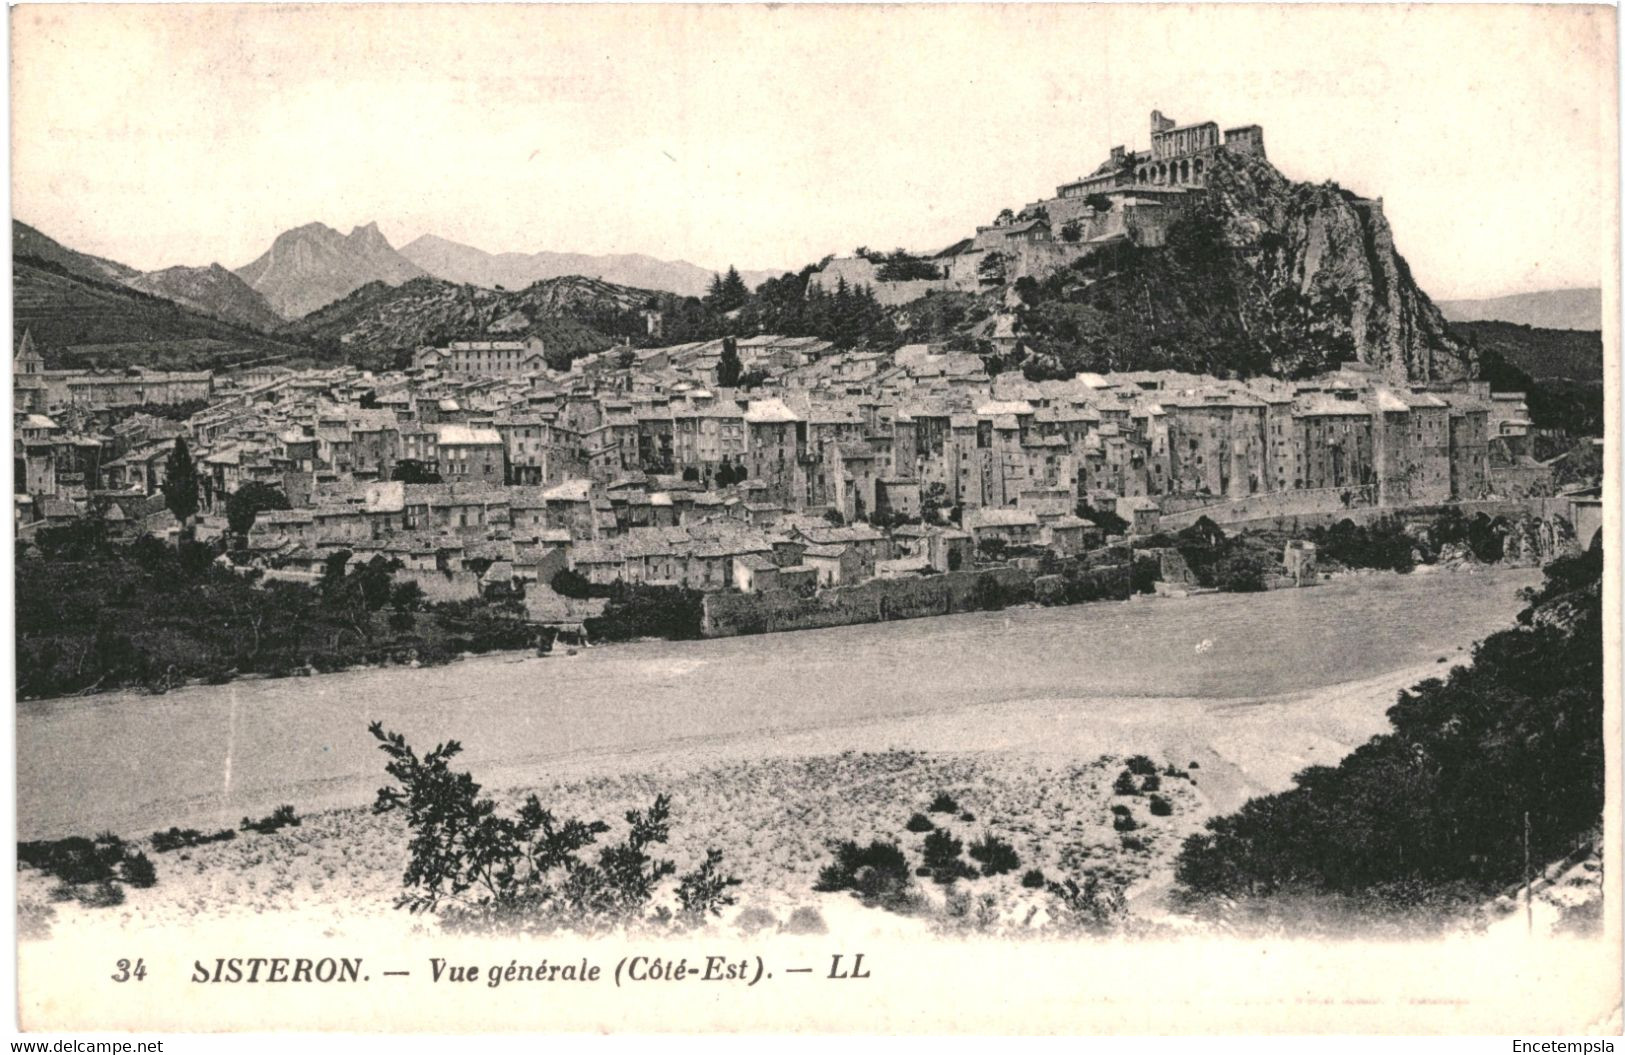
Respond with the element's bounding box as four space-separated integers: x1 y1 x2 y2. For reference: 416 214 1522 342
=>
732 905 778 935
18 835 122 885
1021 868 1047 889
241 805 300 835
815 840 910 895
784 906 827 935
1113 771 1140 796
1149 794 1174 817
17 901 55 941
1120 835 1148 852
119 852 158 888
1045 874 1127 934
905 813 935 833
968 834 1021 877
676 849 743 923
152 826 237 853
1113 811 1140 832
76 881 127 908
959 811 977 823
370 723 737 933
1125 755 1158 776
1141 773 1162 793
928 792 960 814
922 828 977 885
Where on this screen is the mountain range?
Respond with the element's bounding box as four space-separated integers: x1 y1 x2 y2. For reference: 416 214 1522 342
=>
398 234 780 299
1437 288 1602 332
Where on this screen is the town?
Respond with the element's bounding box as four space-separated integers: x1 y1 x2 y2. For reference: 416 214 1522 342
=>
13 309 1577 641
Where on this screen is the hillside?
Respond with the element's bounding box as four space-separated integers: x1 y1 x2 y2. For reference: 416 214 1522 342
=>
1449 320 1603 381
1438 288 1602 331
127 263 285 332
931 150 1472 381
13 220 140 286
235 221 426 320
14 256 304 369
1176 537 1603 925
400 233 780 298
280 274 655 366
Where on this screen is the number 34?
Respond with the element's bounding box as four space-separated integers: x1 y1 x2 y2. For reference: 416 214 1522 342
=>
111 958 147 982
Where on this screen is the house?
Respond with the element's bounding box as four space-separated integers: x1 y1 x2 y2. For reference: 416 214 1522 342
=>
962 507 1040 547
437 424 505 482
732 552 781 593
1115 495 1161 536
802 543 862 587
1041 514 1097 556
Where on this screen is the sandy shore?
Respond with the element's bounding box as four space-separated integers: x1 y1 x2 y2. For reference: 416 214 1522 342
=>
20 662 1445 941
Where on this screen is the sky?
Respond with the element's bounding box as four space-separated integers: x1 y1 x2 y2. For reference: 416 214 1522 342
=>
11 3 1617 301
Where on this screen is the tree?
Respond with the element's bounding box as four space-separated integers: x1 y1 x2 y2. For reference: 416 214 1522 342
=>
226 482 290 538
1060 221 1083 243
718 267 749 312
161 436 200 534
717 337 742 388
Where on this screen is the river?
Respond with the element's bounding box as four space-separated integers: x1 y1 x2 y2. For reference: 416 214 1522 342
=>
17 566 1541 839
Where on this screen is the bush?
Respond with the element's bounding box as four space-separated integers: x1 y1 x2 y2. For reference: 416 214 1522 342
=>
1125 755 1158 776
241 805 300 834
968 835 1021 877
1045 874 1127 934
959 811 976 823
1113 811 1140 832
1113 771 1140 796
732 905 778 934
1149 794 1174 817
120 852 157 888
815 839 910 895
1021 868 1047 889
1120 835 1148 852
370 723 737 933
1141 773 1162 793
928 792 960 814
18 834 122 886
76 881 127 908
784 906 827 935
676 849 743 923
922 828 977 885
905 813 935 833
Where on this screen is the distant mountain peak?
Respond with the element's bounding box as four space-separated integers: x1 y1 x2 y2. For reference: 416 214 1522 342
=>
234 220 426 319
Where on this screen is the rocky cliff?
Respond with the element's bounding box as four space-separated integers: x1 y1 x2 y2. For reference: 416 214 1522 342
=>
1200 150 1472 381
235 221 426 320
1004 150 1474 382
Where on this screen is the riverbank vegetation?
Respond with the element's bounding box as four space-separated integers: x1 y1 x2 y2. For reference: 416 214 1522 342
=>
1173 536 1603 929
14 530 544 700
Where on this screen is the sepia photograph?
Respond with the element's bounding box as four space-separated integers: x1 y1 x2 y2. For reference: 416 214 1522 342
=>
7 1 1620 1035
